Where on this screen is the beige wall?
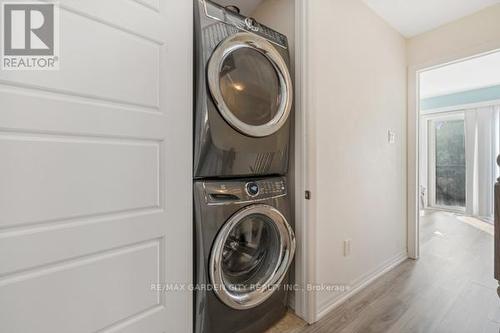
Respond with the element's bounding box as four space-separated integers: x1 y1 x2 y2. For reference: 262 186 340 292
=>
304 0 407 317
407 4 500 67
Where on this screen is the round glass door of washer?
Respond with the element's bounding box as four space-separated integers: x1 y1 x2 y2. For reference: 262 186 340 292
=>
208 32 293 137
209 204 295 310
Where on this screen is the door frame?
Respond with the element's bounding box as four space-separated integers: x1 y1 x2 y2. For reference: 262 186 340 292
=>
293 0 316 324
407 43 500 259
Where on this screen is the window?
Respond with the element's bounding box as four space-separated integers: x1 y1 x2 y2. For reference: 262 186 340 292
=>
434 119 466 208
421 106 500 218
424 113 467 211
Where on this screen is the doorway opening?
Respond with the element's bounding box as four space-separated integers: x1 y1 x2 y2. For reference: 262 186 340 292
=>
418 51 500 224
410 51 500 326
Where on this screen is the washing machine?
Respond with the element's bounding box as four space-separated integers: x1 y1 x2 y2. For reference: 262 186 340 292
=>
194 0 294 178
194 177 295 333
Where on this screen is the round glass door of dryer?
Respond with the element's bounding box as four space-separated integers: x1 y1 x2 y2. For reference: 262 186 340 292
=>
208 32 293 137
209 204 295 310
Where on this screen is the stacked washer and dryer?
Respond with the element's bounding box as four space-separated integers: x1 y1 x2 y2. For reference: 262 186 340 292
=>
193 1 296 332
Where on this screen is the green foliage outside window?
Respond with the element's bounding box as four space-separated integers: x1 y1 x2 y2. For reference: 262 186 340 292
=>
435 120 466 207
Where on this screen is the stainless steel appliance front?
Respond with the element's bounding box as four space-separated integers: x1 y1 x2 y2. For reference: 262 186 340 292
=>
194 0 293 178
194 177 295 333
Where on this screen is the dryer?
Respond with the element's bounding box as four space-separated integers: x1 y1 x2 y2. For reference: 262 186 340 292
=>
194 177 295 333
194 0 293 178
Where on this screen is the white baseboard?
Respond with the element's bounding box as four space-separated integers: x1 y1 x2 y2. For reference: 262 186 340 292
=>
316 252 408 321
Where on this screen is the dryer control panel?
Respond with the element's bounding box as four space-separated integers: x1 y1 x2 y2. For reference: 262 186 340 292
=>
202 0 289 49
203 177 287 204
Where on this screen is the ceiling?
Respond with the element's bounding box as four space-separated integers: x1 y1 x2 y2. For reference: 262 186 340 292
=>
211 0 264 16
362 0 500 37
420 51 500 98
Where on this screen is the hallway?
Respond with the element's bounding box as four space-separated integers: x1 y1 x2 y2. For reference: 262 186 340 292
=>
271 212 499 333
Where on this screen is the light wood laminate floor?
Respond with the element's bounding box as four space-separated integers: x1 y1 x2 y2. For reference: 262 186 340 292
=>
267 211 499 333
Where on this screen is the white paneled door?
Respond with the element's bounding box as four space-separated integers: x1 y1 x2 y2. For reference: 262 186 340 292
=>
0 0 192 332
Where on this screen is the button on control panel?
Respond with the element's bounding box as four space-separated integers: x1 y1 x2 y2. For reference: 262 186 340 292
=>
245 182 260 196
245 17 259 32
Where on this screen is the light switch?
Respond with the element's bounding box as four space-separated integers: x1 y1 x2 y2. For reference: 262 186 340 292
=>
388 130 396 144
344 239 351 256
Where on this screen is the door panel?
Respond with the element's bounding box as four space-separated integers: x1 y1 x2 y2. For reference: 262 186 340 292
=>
0 8 161 108
0 0 192 332
0 240 160 333
0 134 160 227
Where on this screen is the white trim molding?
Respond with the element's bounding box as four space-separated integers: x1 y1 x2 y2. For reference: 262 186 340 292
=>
293 0 317 324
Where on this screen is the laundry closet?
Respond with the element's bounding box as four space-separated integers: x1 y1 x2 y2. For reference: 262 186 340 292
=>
192 1 298 332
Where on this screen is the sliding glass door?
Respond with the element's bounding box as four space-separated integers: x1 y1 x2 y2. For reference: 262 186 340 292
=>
428 114 466 211
421 105 500 220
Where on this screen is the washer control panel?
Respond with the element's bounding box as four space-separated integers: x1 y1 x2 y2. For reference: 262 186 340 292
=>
259 179 286 196
204 177 287 204
202 0 288 49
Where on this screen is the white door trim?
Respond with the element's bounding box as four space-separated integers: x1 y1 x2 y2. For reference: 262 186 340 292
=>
162 0 193 331
407 42 500 260
293 0 316 324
